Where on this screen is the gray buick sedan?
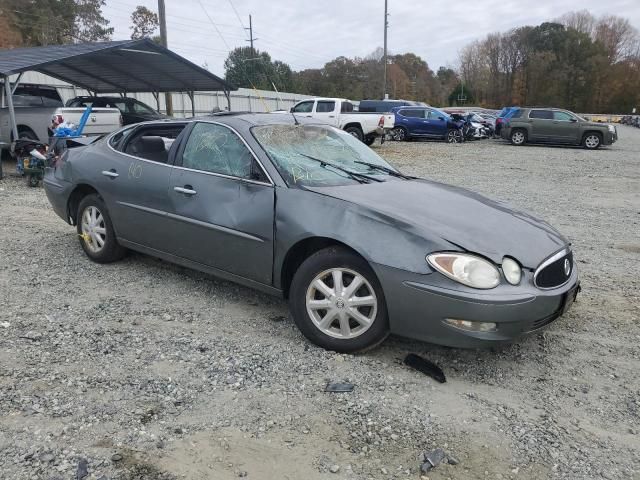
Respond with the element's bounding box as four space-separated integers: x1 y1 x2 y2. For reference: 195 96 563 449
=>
44 113 579 352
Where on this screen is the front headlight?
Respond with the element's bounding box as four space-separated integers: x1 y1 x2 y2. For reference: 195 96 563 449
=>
427 253 500 289
608 124 615 133
502 257 522 285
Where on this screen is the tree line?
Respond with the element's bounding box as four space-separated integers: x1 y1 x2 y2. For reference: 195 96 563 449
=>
226 11 640 113
458 11 640 113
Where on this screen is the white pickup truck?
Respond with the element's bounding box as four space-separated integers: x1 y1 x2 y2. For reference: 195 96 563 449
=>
0 83 122 149
289 98 394 145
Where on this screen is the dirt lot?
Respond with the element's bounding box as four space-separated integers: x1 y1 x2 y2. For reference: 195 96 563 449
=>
1 128 639 480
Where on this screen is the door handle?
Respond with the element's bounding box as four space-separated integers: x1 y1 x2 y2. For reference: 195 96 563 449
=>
328 115 335 118
101 169 118 178
174 186 197 195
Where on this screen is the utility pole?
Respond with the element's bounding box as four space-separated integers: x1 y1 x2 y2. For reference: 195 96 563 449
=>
383 0 388 100
158 0 173 116
245 15 258 54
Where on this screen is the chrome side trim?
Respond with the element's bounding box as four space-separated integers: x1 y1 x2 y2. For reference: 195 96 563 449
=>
533 247 571 290
165 211 265 243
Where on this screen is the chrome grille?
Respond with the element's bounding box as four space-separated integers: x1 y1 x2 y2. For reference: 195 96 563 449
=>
534 249 573 289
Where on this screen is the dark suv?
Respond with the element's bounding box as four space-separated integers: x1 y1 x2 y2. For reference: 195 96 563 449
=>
501 107 617 149
391 106 463 142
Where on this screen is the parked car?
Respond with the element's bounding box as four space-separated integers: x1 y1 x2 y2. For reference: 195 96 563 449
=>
391 106 464 142
358 99 428 113
501 107 618 149
66 96 166 125
0 83 122 149
43 114 579 352
289 98 394 145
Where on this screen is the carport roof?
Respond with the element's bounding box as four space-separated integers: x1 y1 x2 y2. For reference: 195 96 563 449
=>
0 39 235 93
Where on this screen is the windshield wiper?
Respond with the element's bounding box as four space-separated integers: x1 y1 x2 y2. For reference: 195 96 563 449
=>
353 160 413 180
297 153 382 183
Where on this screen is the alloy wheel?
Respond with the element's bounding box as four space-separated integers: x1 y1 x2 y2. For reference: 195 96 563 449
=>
447 130 462 143
81 205 107 253
305 268 378 339
585 135 600 148
393 128 406 141
512 131 525 145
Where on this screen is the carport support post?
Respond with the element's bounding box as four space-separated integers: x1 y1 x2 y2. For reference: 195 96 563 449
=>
224 89 231 111
152 92 160 113
4 76 19 142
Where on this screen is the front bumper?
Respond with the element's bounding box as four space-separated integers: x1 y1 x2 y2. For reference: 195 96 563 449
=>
604 129 617 145
373 262 580 348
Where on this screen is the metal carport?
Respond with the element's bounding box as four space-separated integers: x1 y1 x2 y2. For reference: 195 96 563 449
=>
0 39 235 177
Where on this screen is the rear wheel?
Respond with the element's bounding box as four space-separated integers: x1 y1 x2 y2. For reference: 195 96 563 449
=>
363 135 376 146
582 133 601 149
510 129 527 146
392 127 408 141
289 247 389 353
345 126 364 142
76 194 126 263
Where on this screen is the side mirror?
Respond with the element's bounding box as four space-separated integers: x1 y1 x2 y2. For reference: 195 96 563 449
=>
570 118 577 122
438 116 445 121
289 107 294 113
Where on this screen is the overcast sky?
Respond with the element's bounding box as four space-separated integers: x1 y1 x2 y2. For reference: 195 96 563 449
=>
103 0 640 78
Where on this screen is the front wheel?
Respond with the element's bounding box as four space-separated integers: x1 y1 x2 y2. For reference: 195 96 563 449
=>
289 247 389 353
76 194 126 263
583 133 601 149
446 129 462 143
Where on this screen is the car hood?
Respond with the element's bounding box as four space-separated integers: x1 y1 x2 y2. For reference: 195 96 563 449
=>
308 178 568 269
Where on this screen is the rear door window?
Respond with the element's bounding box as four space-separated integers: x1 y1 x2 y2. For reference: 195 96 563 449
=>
315 101 335 113
399 109 422 118
553 111 575 121
529 110 553 120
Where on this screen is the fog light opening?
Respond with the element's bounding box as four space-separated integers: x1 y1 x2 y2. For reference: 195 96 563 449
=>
444 319 497 332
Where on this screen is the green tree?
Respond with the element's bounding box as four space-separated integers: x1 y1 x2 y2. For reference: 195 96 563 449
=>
224 46 293 91
0 0 112 45
130 5 158 40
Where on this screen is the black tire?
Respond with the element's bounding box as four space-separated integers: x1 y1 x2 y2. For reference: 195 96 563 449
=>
289 246 390 353
27 174 39 187
582 132 602 150
363 135 376 146
510 129 527 146
76 193 126 263
345 126 364 142
446 129 462 143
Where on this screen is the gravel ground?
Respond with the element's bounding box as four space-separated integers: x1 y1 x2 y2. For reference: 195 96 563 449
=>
0 128 639 480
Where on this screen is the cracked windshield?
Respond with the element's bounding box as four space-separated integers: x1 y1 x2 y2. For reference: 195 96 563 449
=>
253 124 396 186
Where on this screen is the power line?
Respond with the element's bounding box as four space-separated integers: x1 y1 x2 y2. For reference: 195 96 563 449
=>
196 0 230 50
226 0 247 30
